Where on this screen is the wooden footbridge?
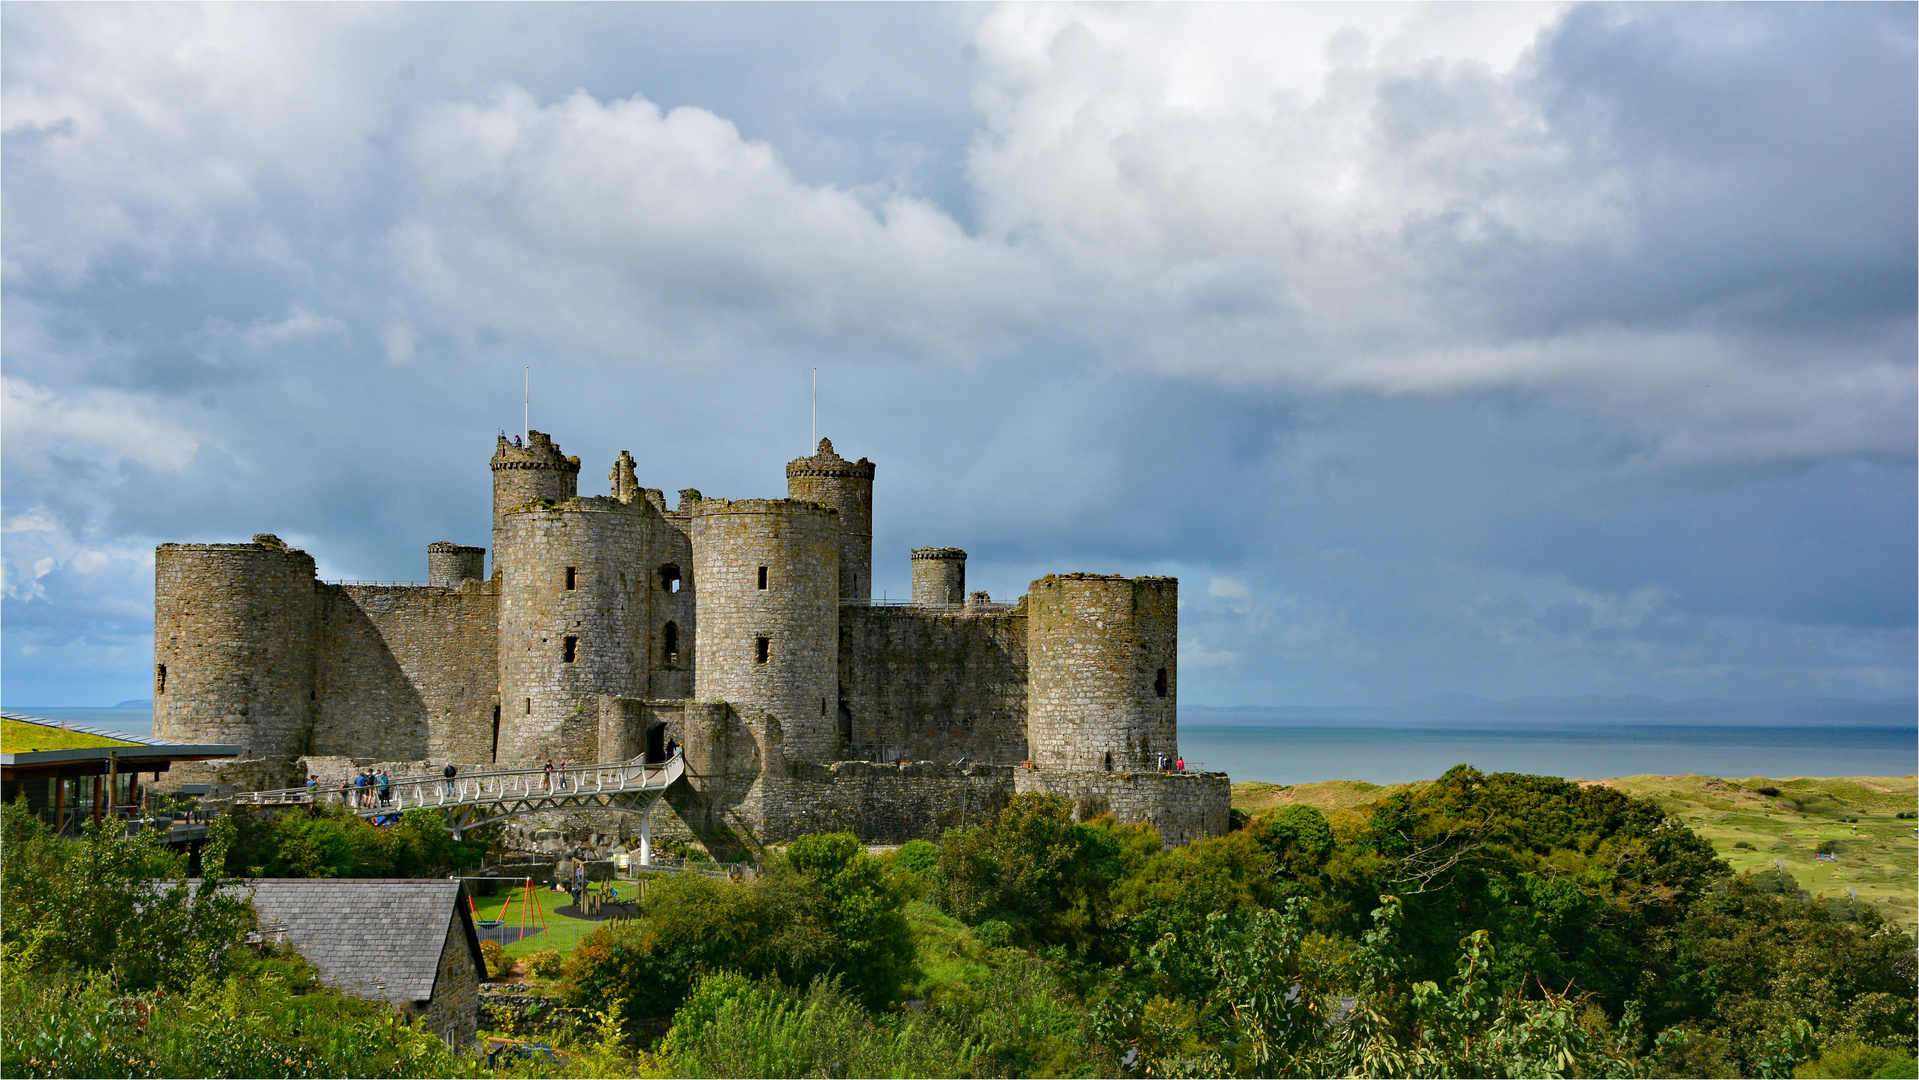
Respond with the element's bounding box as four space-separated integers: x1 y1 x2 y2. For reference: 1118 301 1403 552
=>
232 752 685 864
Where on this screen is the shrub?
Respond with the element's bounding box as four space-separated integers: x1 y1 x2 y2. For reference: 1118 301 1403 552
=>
1816 839 1840 855
525 948 565 979
1733 840 1754 850
1795 1039 1918 1079
893 838 940 880
1757 786 1782 797
479 938 508 979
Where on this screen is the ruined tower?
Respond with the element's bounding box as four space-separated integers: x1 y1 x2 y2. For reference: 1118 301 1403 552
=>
690 499 841 763
1025 574 1178 771
491 431 580 579
153 537 317 759
785 439 874 601
426 542 486 588
911 547 967 606
496 498 652 763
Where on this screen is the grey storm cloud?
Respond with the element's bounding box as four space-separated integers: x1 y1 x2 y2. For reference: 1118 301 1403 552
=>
2 2 1912 708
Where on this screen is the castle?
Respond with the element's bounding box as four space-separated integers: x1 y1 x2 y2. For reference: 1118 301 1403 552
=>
153 432 1229 848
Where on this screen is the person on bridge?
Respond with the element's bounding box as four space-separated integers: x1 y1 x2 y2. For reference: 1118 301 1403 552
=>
557 760 569 790
666 739 679 760
543 760 554 791
443 763 457 796
378 770 392 805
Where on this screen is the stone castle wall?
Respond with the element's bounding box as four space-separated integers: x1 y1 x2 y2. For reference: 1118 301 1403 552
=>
313 581 498 763
490 430 580 579
1026 574 1178 771
766 761 1013 844
786 439 874 601
497 499 655 764
1014 767 1229 848
838 605 1029 764
910 547 967 606
691 499 840 763
154 540 317 759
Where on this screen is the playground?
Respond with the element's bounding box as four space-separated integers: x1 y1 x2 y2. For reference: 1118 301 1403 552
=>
466 877 639 958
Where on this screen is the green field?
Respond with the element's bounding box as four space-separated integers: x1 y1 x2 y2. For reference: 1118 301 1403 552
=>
1233 772 1919 931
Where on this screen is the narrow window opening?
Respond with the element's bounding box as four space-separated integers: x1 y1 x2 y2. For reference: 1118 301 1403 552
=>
310 689 317 701
155 664 166 694
821 698 827 717
755 637 770 664
757 566 768 590
491 705 501 764
563 636 578 663
1105 750 1113 772
1154 667 1168 698
565 566 577 590
525 698 532 715
662 621 679 664
659 564 681 592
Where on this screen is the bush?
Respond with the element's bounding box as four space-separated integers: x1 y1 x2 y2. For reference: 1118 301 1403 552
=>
479 938 508 979
893 838 940 880
525 948 565 979
1795 1039 1918 1079
1816 839 1841 855
1733 840 1754 850
1757 787 1782 797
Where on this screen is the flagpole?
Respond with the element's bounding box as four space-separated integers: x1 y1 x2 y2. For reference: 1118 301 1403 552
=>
812 367 817 448
524 367 529 442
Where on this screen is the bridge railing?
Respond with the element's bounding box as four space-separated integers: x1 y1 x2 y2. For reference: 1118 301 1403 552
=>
234 754 681 814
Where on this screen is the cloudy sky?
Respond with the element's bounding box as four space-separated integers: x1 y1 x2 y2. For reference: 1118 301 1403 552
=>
3 3 1913 709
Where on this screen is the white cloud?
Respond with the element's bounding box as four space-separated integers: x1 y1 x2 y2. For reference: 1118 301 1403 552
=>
1 375 203 471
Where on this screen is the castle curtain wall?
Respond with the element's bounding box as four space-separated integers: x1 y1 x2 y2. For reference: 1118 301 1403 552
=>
837 605 1029 764
313 583 499 763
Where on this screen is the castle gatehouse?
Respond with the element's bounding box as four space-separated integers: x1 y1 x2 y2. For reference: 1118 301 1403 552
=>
152 433 1229 850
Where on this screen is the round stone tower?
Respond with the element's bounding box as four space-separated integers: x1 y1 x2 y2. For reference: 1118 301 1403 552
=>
1026 574 1178 771
426 542 486 588
491 430 580 579
496 499 651 763
690 498 840 763
911 547 966 606
785 438 874 601
153 536 317 760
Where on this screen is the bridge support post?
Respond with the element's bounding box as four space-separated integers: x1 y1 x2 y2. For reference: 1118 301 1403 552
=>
639 801 653 867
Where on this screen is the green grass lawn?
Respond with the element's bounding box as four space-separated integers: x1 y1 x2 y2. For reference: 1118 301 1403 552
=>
1232 772 1919 932
470 880 621 959
1 717 138 752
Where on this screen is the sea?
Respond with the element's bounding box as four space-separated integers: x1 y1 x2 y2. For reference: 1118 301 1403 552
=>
10 699 1916 786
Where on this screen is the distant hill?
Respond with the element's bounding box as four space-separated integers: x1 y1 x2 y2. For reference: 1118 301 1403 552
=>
113 699 155 709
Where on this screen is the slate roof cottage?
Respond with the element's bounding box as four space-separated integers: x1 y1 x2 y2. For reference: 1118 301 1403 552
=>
238 879 485 1045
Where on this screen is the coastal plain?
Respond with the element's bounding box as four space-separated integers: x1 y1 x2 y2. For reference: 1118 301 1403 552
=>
1234 773 1919 931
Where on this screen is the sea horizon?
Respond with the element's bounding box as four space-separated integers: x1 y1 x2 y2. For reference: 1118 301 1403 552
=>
10 697 1914 787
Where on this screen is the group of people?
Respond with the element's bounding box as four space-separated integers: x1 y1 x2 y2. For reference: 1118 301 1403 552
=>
304 769 395 808
541 760 571 791
1155 754 1187 774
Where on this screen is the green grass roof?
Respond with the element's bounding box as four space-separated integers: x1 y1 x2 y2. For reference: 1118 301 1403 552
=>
1 717 141 753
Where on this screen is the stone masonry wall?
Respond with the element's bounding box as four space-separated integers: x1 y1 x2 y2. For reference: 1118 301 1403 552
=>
910 548 967 606
417 913 480 1046
497 499 655 764
154 541 317 759
490 430 580 580
763 761 1013 844
691 499 840 763
313 581 498 763
838 605 1029 764
785 439 874 601
1014 767 1229 848
1026 574 1178 771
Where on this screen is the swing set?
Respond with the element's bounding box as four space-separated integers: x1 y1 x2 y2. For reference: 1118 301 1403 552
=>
462 877 548 945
